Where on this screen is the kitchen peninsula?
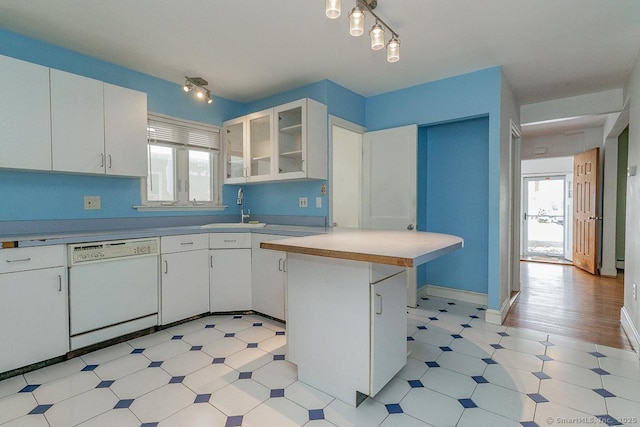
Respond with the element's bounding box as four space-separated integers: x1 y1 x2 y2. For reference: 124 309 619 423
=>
261 229 463 406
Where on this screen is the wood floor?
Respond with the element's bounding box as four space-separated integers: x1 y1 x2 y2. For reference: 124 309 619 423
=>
504 261 633 351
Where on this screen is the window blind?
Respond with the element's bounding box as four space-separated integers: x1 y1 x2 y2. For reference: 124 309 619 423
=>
147 112 220 150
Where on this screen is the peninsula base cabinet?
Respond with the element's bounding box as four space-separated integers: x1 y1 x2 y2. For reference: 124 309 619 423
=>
286 254 407 407
251 234 287 321
0 246 68 373
209 233 252 312
160 234 209 325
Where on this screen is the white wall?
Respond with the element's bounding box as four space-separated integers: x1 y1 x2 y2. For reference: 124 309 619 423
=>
621 51 640 356
521 127 604 160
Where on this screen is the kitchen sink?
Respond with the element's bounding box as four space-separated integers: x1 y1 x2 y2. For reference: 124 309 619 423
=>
201 222 266 229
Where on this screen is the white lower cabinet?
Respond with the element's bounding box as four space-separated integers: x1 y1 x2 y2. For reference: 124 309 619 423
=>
209 233 252 312
160 234 209 325
251 234 287 320
0 246 68 373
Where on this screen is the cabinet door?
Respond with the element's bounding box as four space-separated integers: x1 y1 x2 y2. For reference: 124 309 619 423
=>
50 69 105 174
161 249 209 325
370 270 407 396
274 100 305 179
104 83 148 177
247 109 273 182
251 235 286 320
223 116 247 183
210 249 252 312
0 55 52 171
0 267 68 373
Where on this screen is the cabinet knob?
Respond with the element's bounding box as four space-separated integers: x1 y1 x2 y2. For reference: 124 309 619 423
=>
407 224 414 230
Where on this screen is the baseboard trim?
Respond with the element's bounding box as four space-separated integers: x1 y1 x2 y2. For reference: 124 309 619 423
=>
600 267 618 278
485 297 511 325
616 260 625 269
621 306 640 359
417 285 488 306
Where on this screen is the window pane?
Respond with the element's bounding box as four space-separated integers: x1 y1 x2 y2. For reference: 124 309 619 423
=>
148 145 175 201
189 149 212 202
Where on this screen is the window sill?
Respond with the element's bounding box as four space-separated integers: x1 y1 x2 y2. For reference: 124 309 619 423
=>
134 204 227 212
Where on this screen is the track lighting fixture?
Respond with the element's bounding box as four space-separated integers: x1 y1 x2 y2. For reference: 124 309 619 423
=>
327 0 401 63
183 77 213 105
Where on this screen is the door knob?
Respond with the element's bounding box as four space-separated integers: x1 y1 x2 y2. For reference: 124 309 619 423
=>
588 216 603 221
407 224 414 230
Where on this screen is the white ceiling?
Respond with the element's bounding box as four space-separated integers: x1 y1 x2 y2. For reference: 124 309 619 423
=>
1 0 639 113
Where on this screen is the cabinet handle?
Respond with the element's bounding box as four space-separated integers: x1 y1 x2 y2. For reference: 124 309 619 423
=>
100 153 105 168
180 242 194 246
210 255 214 268
283 259 287 272
223 239 237 243
375 293 383 315
278 259 283 272
58 275 62 292
107 154 112 169
164 260 169 274
6 257 31 263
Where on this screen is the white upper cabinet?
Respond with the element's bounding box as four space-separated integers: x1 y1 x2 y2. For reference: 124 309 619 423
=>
0 55 148 177
51 69 105 174
104 83 148 177
274 98 327 180
223 98 327 184
0 55 52 171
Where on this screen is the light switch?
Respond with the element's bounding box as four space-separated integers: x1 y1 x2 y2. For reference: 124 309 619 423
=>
84 195 101 210
316 197 322 208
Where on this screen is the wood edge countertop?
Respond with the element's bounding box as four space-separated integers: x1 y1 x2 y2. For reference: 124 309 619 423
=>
260 229 463 267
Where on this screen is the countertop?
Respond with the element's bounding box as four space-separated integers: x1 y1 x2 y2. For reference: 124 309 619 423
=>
260 229 463 267
1 224 327 248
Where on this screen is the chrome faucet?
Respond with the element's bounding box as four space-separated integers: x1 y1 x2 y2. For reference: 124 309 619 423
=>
237 188 250 223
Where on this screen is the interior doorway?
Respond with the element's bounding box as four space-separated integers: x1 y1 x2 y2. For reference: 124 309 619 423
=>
523 175 566 259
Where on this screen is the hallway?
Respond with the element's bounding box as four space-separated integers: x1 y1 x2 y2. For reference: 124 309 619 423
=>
504 262 632 351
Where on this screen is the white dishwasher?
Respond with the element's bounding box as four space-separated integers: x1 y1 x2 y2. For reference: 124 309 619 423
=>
68 238 159 350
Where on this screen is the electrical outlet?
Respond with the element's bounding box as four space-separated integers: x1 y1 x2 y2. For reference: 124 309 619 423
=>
84 195 101 210
320 184 327 196
299 197 308 208
633 283 637 301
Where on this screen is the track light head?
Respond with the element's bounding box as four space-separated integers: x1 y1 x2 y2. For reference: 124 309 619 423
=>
183 77 214 106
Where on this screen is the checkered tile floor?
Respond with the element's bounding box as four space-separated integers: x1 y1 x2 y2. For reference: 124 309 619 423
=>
1 296 639 426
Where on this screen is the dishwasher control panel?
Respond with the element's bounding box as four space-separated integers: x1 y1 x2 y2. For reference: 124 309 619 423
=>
69 238 159 265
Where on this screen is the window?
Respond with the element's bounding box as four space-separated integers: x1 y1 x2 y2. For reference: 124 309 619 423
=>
142 113 222 209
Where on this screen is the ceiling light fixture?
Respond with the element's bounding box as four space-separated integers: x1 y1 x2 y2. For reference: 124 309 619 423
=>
328 0 401 63
183 77 213 105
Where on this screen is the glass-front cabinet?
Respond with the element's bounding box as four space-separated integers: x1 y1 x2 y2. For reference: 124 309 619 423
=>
222 98 327 184
247 109 273 181
223 116 246 184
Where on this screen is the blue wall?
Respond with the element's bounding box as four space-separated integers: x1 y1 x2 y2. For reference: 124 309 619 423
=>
417 117 489 294
366 67 502 309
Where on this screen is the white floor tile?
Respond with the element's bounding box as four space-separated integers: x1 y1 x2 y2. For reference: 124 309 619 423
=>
76 408 141 427
542 360 603 389
235 326 280 344
595 344 640 363
412 329 454 348
182 363 238 395
598 357 640 381
43 388 118 427
304 419 338 427
533 401 595 426
224 347 272 372
181 327 225 346
459 327 503 345
421 367 477 399
202 337 248 358
0 375 27 399
110 366 172 399
467 319 507 333
141 339 192 362
504 326 549 342
209 378 270 415
436 350 487 377
157 402 227 427
400 387 464 426
284 381 335 410
252 360 298 389
0 391 37 425
605 396 640 424
258 335 287 354
539 378 607 415
498 335 547 354
482 364 541 394
545 345 601 369
324 397 388 427
93 353 149 380
213 317 254 333
32 371 100 404
546 334 598 352
471 383 535 422
602 374 640 403
456 407 522 427
379 413 433 427
372 377 411 405
395 357 429 381
1 414 50 427
23 357 86 385
490 348 543 372
159 350 214 377
447 337 494 360
126 330 173 349
407 341 443 362
80 342 134 366
129 383 195 423
165 319 209 336
244 396 309 427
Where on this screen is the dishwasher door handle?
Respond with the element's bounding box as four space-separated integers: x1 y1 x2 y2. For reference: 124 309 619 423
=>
164 260 169 274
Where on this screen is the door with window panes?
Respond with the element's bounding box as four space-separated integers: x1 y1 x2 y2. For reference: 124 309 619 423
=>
146 114 221 207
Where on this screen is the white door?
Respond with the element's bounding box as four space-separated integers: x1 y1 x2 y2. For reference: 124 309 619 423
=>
362 125 418 305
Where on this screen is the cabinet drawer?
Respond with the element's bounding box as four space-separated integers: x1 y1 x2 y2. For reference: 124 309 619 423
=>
161 234 208 254
0 245 65 274
209 233 251 249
